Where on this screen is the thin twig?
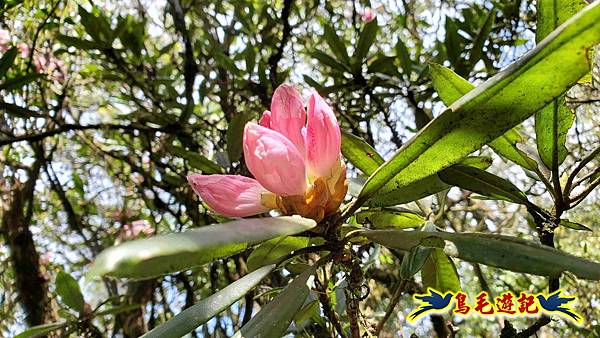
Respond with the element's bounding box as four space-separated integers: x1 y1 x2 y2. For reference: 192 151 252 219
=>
374 279 407 336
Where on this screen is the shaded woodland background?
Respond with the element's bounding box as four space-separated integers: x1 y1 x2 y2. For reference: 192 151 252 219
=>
1 0 599 337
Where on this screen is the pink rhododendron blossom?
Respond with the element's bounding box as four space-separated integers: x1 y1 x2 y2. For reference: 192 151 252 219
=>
17 43 29 58
39 252 53 266
306 92 342 178
34 55 66 82
34 55 48 73
0 29 10 52
361 8 376 23
270 84 307 155
243 122 307 196
188 174 270 217
188 83 347 221
258 110 271 128
118 220 154 242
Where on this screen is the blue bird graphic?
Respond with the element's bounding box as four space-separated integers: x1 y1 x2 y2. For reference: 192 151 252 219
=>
408 289 454 321
537 290 582 323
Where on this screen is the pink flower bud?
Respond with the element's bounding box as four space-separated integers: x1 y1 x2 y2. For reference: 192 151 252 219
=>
34 55 47 73
270 84 307 155
17 43 29 58
361 8 376 23
187 174 271 217
243 122 307 196
0 29 10 52
39 252 53 266
306 92 341 178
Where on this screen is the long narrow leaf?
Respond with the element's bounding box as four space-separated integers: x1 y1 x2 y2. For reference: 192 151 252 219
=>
88 216 316 279
14 322 68 338
142 264 276 338
438 164 529 204
233 265 316 338
364 230 600 279
357 3 600 205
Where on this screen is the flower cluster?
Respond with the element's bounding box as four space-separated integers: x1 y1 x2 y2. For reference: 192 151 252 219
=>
0 28 66 81
188 84 347 222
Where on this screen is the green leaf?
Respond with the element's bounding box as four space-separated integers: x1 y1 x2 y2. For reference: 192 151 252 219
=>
165 144 221 173
295 299 320 325
534 0 586 170
226 113 251 162
366 156 492 207
324 24 350 65
357 4 600 206
490 129 540 171
364 230 600 279
0 47 18 77
354 19 378 64
233 265 316 338
395 39 412 75
356 209 425 229
247 236 309 271
88 216 316 279
559 219 592 231
400 245 432 279
244 44 256 73
57 34 99 50
368 54 399 76
536 0 588 42
421 249 461 292
142 264 275 338
310 50 350 72
14 322 68 338
78 5 112 44
56 271 85 313
444 18 462 70
430 63 539 171
438 164 529 204
430 62 472 103
534 96 574 169
341 131 383 175
469 8 496 67
94 304 142 317
0 73 42 91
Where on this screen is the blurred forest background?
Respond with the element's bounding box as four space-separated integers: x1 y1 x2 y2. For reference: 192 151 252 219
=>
0 0 599 337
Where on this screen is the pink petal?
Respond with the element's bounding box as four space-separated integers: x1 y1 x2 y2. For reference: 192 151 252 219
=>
258 110 271 128
243 122 307 196
17 43 29 58
361 8 375 23
270 84 306 155
187 174 270 217
306 92 342 178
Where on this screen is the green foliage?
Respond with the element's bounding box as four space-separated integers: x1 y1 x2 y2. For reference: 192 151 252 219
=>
365 230 600 279
354 20 379 67
356 209 425 229
14 322 68 338
246 236 309 271
233 266 316 338
534 0 586 170
143 265 275 338
3 0 600 337
422 249 461 293
340 131 383 175
88 216 315 279
358 5 600 205
55 272 85 313
438 165 529 204
430 63 539 171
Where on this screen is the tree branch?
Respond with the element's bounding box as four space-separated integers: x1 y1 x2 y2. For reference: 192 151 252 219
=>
268 0 293 87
